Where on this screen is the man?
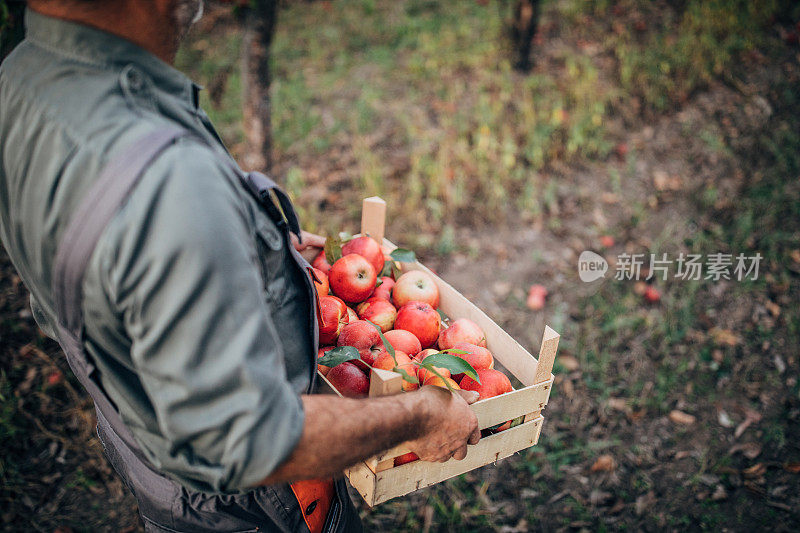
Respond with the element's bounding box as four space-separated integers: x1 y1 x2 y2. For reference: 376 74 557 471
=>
0 1 481 531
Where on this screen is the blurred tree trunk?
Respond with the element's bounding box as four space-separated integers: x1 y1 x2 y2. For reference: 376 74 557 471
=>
240 0 278 173
1 1 26 62
511 0 541 72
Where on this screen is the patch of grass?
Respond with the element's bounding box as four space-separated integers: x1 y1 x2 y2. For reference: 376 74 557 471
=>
571 0 799 112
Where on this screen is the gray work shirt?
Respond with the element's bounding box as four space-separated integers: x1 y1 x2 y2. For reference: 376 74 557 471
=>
0 10 314 493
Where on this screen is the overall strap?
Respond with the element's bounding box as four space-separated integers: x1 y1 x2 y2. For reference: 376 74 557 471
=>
52 127 189 452
240 171 302 240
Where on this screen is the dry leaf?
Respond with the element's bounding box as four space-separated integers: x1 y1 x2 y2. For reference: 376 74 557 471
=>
743 463 767 478
717 410 734 428
785 462 800 474
635 491 656 516
590 454 616 473
711 485 728 501
607 398 630 413
729 442 762 460
764 300 781 317
734 409 762 439
600 192 619 204
559 355 580 372
628 409 647 423
709 327 741 347
669 410 696 425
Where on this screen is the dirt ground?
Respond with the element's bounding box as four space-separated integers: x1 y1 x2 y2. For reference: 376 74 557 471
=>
1 1 799 532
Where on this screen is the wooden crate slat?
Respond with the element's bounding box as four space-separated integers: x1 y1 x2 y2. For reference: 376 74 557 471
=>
356 416 544 507
369 378 553 464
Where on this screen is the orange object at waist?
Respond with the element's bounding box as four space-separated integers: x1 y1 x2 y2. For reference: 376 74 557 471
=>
290 478 335 533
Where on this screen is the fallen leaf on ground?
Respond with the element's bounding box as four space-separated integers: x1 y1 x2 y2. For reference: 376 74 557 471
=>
709 327 741 347
743 463 767 478
607 398 630 413
729 442 762 460
669 410 696 425
764 300 781 317
711 485 728 501
635 491 656 516
785 462 800 474
653 170 683 191
734 408 762 439
558 355 580 371
590 454 616 472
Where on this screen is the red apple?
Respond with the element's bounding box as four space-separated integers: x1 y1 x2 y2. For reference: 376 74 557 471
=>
342 236 385 277
317 346 335 376
449 341 494 381
318 295 349 345
423 375 460 390
644 286 661 303
394 452 419 466
438 318 486 350
312 267 329 296
383 329 422 357
416 349 451 383
459 368 512 399
312 250 332 274
346 306 358 323
327 362 370 398
394 301 441 348
392 271 439 309
329 255 377 304
373 276 395 301
337 320 383 367
356 297 397 332
373 350 418 391
413 348 439 363
372 350 413 370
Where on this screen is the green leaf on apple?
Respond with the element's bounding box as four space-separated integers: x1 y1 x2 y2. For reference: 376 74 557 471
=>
436 308 450 324
390 248 416 263
418 353 480 383
438 348 469 355
375 278 383 287
392 366 419 385
324 235 344 263
417 364 457 392
317 346 360 368
365 319 395 360
390 261 402 280
380 261 394 278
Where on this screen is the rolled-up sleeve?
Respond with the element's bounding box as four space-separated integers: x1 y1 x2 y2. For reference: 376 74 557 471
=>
103 141 304 493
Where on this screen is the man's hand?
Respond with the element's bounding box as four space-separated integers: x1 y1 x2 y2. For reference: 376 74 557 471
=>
407 387 481 462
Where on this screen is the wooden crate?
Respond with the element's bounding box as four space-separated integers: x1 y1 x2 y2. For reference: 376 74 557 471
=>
318 197 560 507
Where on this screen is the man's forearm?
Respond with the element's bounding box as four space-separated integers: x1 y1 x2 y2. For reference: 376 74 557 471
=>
257 391 430 485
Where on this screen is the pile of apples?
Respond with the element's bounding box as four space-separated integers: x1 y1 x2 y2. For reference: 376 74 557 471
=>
312 236 514 400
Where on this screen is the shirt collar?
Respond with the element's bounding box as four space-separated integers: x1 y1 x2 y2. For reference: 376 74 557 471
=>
24 8 201 108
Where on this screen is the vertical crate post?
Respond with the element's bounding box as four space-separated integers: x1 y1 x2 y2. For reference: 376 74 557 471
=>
361 197 386 243
367 368 404 472
526 325 559 421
